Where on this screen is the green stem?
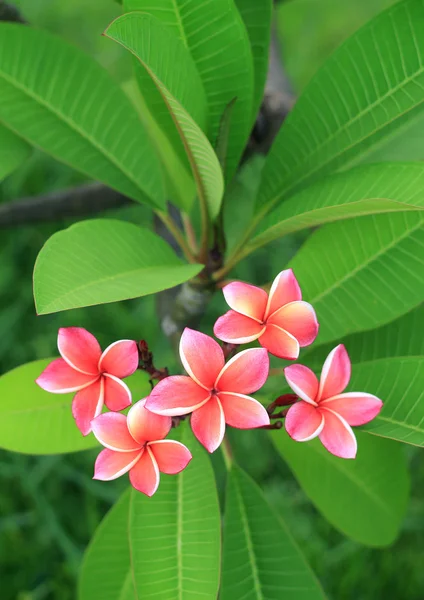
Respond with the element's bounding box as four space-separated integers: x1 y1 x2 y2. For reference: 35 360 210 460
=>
155 210 198 264
221 436 233 471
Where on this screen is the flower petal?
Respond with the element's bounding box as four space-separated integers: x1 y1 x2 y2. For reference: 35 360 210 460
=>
58 327 101 375
285 401 324 441
218 392 270 429
319 407 357 459
215 348 269 394
94 448 143 481
222 281 268 321
129 446 160 496
320 393 383 426
191 396 225 453
36 358 98 393
265 269 302 319
99 340 138 378
103 374 132 411
284 364 319 405
72 378 104 436
91 412 141 451
148 440 192 474
214 311 265 344
318 345 351 401
268 301 318 347
258 324 299 360
179 328 224 390
127 398 172 444
146 376 211 417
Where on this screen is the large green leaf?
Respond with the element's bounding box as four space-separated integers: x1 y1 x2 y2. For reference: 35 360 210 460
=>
0 360 150 454
257 0 424 213
234 0 272 120
250 163 424 250
124 0 254 181
287 211 424 344
0 124 31 182
350 357 424 446
79 489 135 600
105 13 224 219
33 219 203 314
0 23 164 208
271 431 409 547
221 465 326 600
129 425 221 599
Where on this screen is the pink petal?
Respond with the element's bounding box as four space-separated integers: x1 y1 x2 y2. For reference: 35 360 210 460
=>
320 393 383 426
218 392 270 429
284 364 319 405
285 401 324 441
258 324 299 360
146 376 211 417
94 448 143 481
179 328 224 390
214 311 265 344
319 408 357 459
268 301 318 347
222 281 268 321
99 340 138 378
36 358 98 393
129 446 160 496
265 269 302 319
318 345 351 401
190 396 225 453
148 440 192 474
103 374 132 411
127 398 172 444
215 348 269 394
58 327 101 375
91 412 141 451
72 378 104 436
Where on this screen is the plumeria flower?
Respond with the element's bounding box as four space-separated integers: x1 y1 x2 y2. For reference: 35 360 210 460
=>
214 269 318 360
146 328 270 453
284 345 383 459
36 327 138 435
91 399 192 496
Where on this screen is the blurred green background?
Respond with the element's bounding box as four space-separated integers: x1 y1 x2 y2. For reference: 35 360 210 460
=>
1 1 423 599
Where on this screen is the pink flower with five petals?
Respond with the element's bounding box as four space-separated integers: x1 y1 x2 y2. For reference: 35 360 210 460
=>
36 327 139 435
214 269 319 360
146 328 270 453
91 399 192 496
284 345 383 459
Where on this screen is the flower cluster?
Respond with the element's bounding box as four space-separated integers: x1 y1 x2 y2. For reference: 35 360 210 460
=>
36 269 382 496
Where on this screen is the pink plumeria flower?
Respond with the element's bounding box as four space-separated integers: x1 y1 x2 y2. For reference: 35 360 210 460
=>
36 327 138 435
146 328 270 453
91 399 192 496
284 345 383 459
214 269 319 360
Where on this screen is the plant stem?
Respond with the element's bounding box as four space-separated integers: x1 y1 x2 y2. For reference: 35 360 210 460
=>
181 212 198 254
155 210 199 264
221 436 233 471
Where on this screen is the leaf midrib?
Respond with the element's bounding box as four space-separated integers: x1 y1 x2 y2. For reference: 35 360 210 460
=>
0 66 147 198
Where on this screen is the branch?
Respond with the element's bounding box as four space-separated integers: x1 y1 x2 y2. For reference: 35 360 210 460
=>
0 1 25 23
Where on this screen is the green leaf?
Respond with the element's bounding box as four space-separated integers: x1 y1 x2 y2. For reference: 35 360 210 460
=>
105 13 224 219
234 0 272 120
287 211 424 344
129 425 221 599
0 361 150 455
124 0 254 182
79 489 135 600
0 23 164 208
221 465 326 600
33 219 203 314
251 163 424 250
304 306 424 368
257 0 424 213
0 124 31 182
350 357 424 447
270 431 409 547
